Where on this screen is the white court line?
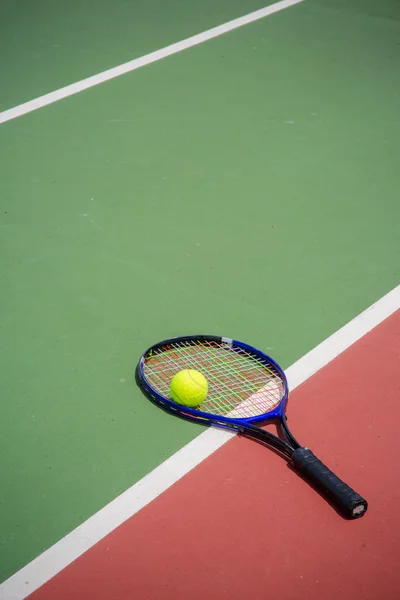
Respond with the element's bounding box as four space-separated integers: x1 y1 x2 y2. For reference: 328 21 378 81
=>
0 0 304 126
1 285 399 600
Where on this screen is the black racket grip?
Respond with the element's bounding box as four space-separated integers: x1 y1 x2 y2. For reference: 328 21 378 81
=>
291 448 368 519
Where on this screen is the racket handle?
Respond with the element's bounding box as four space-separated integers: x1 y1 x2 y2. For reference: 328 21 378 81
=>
291 448 368 519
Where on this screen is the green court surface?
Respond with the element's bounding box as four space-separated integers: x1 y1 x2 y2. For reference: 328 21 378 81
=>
1 0 399 586
0 0 276 110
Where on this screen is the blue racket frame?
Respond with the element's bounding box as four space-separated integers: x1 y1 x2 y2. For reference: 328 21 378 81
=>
138 335 289 426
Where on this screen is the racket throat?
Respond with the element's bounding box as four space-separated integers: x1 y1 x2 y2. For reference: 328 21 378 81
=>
280 418 301 449
236 423 292 458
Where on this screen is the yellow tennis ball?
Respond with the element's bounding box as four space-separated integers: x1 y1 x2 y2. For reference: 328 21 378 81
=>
170 369 208 407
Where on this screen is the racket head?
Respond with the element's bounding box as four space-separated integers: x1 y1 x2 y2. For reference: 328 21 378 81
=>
137 335 288 425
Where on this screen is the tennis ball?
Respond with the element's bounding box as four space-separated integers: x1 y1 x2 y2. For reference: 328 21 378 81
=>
170 369 208 407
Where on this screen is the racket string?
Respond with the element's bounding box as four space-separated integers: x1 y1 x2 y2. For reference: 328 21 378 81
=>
144 340 285 418
146 342 271 410
177 341 247 412
146 343 282 398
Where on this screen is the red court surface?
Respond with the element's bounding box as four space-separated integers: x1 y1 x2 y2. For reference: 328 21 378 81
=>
29 311 400 600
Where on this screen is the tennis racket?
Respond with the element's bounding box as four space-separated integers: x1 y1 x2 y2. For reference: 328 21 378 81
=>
136 334 368 519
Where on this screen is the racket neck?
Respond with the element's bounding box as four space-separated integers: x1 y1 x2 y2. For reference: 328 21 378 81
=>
236 422 293 458
280 418 301 449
